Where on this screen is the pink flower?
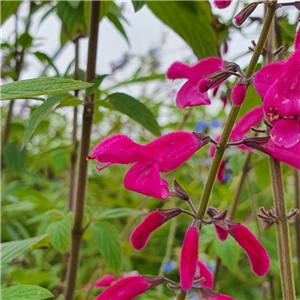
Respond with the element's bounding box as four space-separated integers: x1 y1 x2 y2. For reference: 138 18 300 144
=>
254 29 300 147
167 58 224 109
231 84 247 106
215 224 270 277
94 276 164 300
83 275 116 291
214 0 232 9
88 132 210 200
180 220 201 291
130 209 182 250
242 136 300 170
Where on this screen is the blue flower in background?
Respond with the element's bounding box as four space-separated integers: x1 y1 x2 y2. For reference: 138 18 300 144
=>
211 119 222 128
164 260 177 274
194 121 208 132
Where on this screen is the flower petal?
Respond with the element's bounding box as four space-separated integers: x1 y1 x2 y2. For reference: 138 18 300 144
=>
231 225 270 277
270 119 300 148
214 225 229 241
166 62 191 80
214 295 236 300
146 132 209 172
176 81 211 109
231 85 247 106
254 62 285 99
180 223 200 291
231 107 264 140
124 162 169 200
214 0 232 9
88 135 144 164
94 276 150 300
196 261 213 289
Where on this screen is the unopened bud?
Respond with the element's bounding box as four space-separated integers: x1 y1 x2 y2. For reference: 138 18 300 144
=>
232 84 247 106
158 208 182 221
170 180 189 201
234 2 261 27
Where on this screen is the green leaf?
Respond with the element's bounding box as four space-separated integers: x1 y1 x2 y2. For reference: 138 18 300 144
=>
67 0 81 9
1 234 48 266
55 95 83 108
214 235 240 272
46 217 71 254
95 208 140 219
0 77 93 100
132 1 147 12
107 11 129 44
147 1 218 59
33 52 60 76
108 93 161 136
18 32 33 50
56 1 87 40
1 1 22 25
90 222 122 273
1 285 53 300
3 143 26 174
22 94 70 146
86 74 108 96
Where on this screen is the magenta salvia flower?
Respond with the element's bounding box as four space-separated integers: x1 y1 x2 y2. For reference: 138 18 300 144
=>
214 0 232 9
180 220 201 291
167 58 224 109
231 84 247 106
83 274 116 291
215 224 270 277
130 209 182 251
94 276 164 300
88 132 210 200
242 136 300 170
254 29 300 147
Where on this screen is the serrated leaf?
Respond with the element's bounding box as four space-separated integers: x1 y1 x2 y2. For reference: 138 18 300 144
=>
3 143 26 174
1 234 48 266
1 1 22 25
214 235 240 272
46 217 71 254
1 285 53 300
0 77 93 100
132 1 147 12
90 222 122 273
22 94 69 146
86 74 108 96
108 93 161 136
95 208 140 219
147 1 218 59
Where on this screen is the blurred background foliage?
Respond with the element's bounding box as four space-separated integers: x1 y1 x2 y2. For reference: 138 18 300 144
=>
1 1 299 300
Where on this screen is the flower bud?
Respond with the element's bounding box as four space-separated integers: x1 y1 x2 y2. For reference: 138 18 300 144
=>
234 2 260 27
231 84 247 106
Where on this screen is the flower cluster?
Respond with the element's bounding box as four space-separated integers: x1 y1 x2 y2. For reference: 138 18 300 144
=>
88 132 210 200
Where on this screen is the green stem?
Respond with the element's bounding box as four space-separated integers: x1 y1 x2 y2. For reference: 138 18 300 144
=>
176 291 187 300
269 158 295 300
196 1 277 220
294 169 300 295
64 2 101 299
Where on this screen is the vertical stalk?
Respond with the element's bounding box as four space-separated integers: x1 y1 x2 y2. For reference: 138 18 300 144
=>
294 169 300 295
68 40 80 210
64 2 100 300
269 159 295 299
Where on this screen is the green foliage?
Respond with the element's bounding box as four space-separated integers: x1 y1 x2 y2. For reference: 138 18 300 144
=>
0 78 93 100
46 217 71 254
1 235 48 266
90 222 122 273
132 1 147 12
108 93 161 136
147 1 218 59
1 285 53 300
3 143 27 174
1 1 22 25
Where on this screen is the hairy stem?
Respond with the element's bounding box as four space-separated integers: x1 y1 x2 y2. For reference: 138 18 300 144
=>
68 40 80 210
294 169 300 295
196 0 277 220
64 2 100 299
269 159 295 299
